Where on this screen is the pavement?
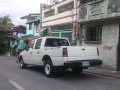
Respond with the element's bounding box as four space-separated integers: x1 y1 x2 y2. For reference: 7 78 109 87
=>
0 74 17 90
84 67 120 78
0 56 120 90
2 56 120 78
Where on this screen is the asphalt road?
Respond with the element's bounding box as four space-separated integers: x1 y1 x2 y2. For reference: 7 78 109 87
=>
0 56 120 90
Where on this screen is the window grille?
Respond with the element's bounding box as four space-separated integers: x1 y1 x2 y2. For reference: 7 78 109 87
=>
44 9 55 17
58 2 74 13
85 26 102 43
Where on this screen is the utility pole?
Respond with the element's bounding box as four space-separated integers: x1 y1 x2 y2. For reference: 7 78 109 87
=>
40 4 43 29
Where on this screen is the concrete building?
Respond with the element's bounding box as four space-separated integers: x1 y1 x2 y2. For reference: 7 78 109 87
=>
41 0 79 43
78 0 120 70
21 13 40 36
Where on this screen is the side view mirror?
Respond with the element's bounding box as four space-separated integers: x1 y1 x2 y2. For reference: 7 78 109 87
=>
29 48 33 51
25 46 29 51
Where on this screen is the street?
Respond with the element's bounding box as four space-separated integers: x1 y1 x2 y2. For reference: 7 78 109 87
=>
0 56 120 90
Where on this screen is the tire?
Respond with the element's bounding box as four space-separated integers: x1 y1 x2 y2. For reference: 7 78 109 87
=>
71 67 83 74
19 58 26 69
44 60 55 77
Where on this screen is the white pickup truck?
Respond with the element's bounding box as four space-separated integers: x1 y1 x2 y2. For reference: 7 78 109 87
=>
19 37 102 77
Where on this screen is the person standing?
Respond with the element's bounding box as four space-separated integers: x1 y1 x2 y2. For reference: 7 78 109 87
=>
14 45 19 63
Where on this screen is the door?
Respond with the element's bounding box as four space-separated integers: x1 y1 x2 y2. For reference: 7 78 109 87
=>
32 39 42 65
23 41 34 64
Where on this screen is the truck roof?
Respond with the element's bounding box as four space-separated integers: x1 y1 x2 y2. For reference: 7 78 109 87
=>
42 36 68 39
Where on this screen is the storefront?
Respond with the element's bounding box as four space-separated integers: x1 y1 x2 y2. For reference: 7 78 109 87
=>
51 24 72 42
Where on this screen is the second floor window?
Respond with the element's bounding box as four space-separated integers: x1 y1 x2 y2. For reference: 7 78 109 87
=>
44 9 55 18
58 2 74 13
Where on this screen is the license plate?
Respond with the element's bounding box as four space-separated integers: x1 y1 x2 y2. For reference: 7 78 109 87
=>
82 61 89 66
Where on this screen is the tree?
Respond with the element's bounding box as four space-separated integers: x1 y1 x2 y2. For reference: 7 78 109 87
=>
0 15 14 53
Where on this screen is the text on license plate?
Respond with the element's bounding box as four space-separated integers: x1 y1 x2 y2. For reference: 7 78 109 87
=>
82 61 90 66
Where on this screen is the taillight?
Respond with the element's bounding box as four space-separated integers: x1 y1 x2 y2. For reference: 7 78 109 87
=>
97 48 99 56
63 48 68 57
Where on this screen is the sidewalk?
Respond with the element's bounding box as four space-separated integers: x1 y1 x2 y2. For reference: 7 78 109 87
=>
84 67 120 78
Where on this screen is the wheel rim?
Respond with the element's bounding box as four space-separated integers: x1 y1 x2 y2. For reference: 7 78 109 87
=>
20 60 23 67
45 64 51 75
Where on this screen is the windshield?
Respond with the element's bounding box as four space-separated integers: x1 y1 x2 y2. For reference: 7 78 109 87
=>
45 38 70 47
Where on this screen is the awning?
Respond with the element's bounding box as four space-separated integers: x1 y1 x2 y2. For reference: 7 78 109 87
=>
40 28 48 33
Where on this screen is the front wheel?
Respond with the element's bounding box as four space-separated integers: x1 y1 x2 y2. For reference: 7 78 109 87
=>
71 67 83 74
44 60 55 77
19 58 26 68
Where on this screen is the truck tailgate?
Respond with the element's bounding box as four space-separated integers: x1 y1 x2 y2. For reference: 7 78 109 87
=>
67 46 98 61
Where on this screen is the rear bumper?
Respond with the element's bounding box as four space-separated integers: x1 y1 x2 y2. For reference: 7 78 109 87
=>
64 59 102 68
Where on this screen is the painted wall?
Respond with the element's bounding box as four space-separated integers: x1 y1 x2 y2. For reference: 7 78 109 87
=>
10 33 26 49
26 17 40 36
17 33 26 49
26 23 34 35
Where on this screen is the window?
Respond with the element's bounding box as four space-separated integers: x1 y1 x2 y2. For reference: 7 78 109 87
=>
35 39 42 49
51 24 72 42
80 0 95 4
44 9 55 18
58 2 74 13
45 38 69 47
29 42 34 49
51 24 72 31
85 26 102 43
29 23 32 30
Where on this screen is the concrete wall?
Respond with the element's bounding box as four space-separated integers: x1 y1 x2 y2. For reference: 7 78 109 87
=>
42 0 77 27
82 22 119 70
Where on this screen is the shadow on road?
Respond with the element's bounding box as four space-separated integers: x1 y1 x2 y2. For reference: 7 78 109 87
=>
24 65 99 81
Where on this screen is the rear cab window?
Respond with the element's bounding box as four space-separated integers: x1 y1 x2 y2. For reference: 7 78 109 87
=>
45 38 70 47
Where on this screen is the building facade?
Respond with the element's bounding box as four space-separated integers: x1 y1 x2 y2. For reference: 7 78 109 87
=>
10 13 41 51
41 0 78 43
21 13 40 36
78 0 120 70
10 25 26 49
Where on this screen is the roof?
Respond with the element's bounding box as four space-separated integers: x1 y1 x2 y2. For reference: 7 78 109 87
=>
11 25 26 33
21 13 40 19
42 36 69 40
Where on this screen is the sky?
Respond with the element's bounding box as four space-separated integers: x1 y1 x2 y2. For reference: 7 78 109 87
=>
0 0 49 25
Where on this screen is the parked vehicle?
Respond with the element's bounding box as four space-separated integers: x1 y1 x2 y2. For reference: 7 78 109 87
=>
19 37 102 77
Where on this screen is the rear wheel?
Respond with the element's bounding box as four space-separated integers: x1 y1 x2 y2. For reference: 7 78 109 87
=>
44 60 55 77
71 67 83 74
19 58 26 68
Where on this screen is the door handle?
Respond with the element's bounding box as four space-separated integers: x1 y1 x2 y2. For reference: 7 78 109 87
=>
82 48 85 50
37 51 39 54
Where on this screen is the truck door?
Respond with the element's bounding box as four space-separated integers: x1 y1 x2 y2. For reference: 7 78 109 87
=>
32 39 42 65
23 41 35 64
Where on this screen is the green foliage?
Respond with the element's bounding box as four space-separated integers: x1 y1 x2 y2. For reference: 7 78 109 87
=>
0 15 14 48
